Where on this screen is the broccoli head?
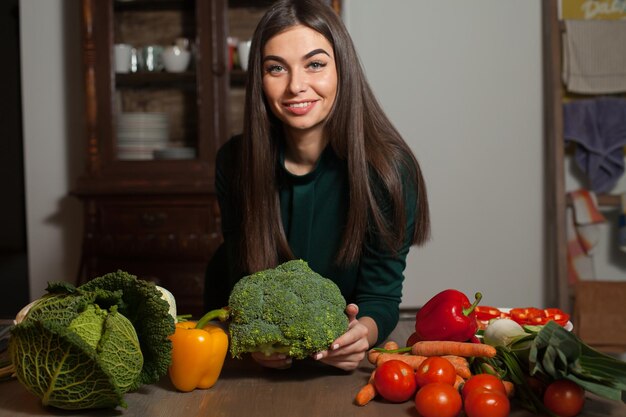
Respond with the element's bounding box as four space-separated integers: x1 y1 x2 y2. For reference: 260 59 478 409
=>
226 259 349 360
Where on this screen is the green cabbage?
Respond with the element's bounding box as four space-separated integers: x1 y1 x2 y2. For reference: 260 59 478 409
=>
8 272 175 410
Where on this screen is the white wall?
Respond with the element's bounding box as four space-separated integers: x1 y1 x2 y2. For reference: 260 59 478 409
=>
344 0 545 308
20 0 84 301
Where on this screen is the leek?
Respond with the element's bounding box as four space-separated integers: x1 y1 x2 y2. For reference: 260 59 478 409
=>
476 320 626 414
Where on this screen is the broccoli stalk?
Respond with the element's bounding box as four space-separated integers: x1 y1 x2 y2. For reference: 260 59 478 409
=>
204 260 349 360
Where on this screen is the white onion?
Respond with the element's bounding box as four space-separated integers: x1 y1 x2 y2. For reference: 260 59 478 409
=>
483 318 527 347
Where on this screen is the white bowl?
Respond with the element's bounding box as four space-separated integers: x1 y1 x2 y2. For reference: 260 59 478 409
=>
162 46 191 73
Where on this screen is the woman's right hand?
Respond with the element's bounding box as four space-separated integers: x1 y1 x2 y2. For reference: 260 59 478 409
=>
250 352 293 369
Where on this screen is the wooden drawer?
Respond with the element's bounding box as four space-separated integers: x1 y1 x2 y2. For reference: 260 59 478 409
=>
82 197 222 260
98 205 216 234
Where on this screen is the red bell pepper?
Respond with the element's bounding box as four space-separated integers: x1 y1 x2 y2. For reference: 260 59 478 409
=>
414 289 482 342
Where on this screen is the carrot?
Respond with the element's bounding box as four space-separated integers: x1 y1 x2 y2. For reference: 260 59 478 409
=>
442 355 472 379
384 340 400 351
502 380 515 398
452 363 472 379
355 370 377 406
367 349 380 365
376 353 427 370
410 341 497 358
442 355 469 367
355 383 376 406
368 340 400 365
453 374 465 390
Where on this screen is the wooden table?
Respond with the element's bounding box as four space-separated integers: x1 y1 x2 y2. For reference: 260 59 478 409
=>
0 318 624 417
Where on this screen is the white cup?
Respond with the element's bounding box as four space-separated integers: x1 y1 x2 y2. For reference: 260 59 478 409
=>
162 46 191 73
237 40 252 71
114 44 132 73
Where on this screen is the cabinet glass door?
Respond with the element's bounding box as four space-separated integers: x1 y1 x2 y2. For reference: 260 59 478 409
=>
112 0 198 162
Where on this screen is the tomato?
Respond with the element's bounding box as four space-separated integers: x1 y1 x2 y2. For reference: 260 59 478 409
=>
461 374 507 399
543 379 585 417
475 306 502 321
374 360 417 403
464 388 510 417
414 382 462 417
415 356 457 387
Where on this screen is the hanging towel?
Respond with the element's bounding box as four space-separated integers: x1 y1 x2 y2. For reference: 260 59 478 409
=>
563 97 626 194
562 20 626 94
566 189 606 283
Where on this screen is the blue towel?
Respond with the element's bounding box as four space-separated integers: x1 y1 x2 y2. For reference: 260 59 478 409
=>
563 97 626 194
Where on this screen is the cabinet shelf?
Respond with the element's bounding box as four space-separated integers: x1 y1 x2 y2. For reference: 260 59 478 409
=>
114 0 194 12
116 71 196 88
228 0 274 8
566 193 622 208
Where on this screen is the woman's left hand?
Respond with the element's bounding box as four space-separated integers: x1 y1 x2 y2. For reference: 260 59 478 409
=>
312 303 371 371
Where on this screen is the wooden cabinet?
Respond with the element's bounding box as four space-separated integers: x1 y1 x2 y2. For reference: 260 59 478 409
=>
74 0 341 316
74 0 230 317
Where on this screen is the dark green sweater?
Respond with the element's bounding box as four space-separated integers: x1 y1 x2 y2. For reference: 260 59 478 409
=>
206 136 417 345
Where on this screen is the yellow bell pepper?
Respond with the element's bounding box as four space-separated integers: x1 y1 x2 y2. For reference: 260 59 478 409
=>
168 309 229 392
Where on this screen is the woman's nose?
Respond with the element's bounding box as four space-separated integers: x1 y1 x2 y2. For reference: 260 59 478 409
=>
288 70 308 94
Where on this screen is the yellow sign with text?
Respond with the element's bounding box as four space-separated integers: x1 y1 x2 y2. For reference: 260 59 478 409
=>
560 0 626 19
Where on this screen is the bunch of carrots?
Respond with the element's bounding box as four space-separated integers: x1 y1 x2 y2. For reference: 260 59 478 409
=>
355 339 514 406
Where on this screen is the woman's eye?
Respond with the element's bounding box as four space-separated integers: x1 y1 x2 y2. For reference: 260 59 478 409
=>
307 61 327 70
266 64 285 74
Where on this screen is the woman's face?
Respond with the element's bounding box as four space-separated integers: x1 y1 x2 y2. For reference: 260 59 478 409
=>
262 25 338 138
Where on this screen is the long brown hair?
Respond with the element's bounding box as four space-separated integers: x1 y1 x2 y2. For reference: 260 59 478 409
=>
234 0 430 274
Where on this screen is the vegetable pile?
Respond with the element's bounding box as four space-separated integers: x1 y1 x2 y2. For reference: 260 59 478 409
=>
8 271 175 410
204 259 349 360
355 288 626 417
476 318 626 415
356 338 512 417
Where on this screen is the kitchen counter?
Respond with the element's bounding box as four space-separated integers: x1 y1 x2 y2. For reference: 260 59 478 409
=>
0 317 624 417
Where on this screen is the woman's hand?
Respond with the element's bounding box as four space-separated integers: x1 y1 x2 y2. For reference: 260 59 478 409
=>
312 303 373 371
250 352 293 369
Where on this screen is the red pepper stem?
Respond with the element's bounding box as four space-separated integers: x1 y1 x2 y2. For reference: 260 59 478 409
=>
463 292 483 317
194 307 230 329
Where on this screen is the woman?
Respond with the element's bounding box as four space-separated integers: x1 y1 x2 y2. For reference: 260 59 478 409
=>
205 0 430 371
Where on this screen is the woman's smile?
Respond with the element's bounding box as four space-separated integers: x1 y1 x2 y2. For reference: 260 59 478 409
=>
284 100 318 115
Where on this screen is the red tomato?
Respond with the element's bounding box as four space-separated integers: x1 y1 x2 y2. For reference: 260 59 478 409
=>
543 379 585 417
374 360 417 403
415 356 457 387
414 382 462 417
461 374 507 399
475 306 502 321
464 388 510 417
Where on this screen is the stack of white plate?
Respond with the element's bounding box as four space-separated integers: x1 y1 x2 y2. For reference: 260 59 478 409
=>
116 112 169 160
